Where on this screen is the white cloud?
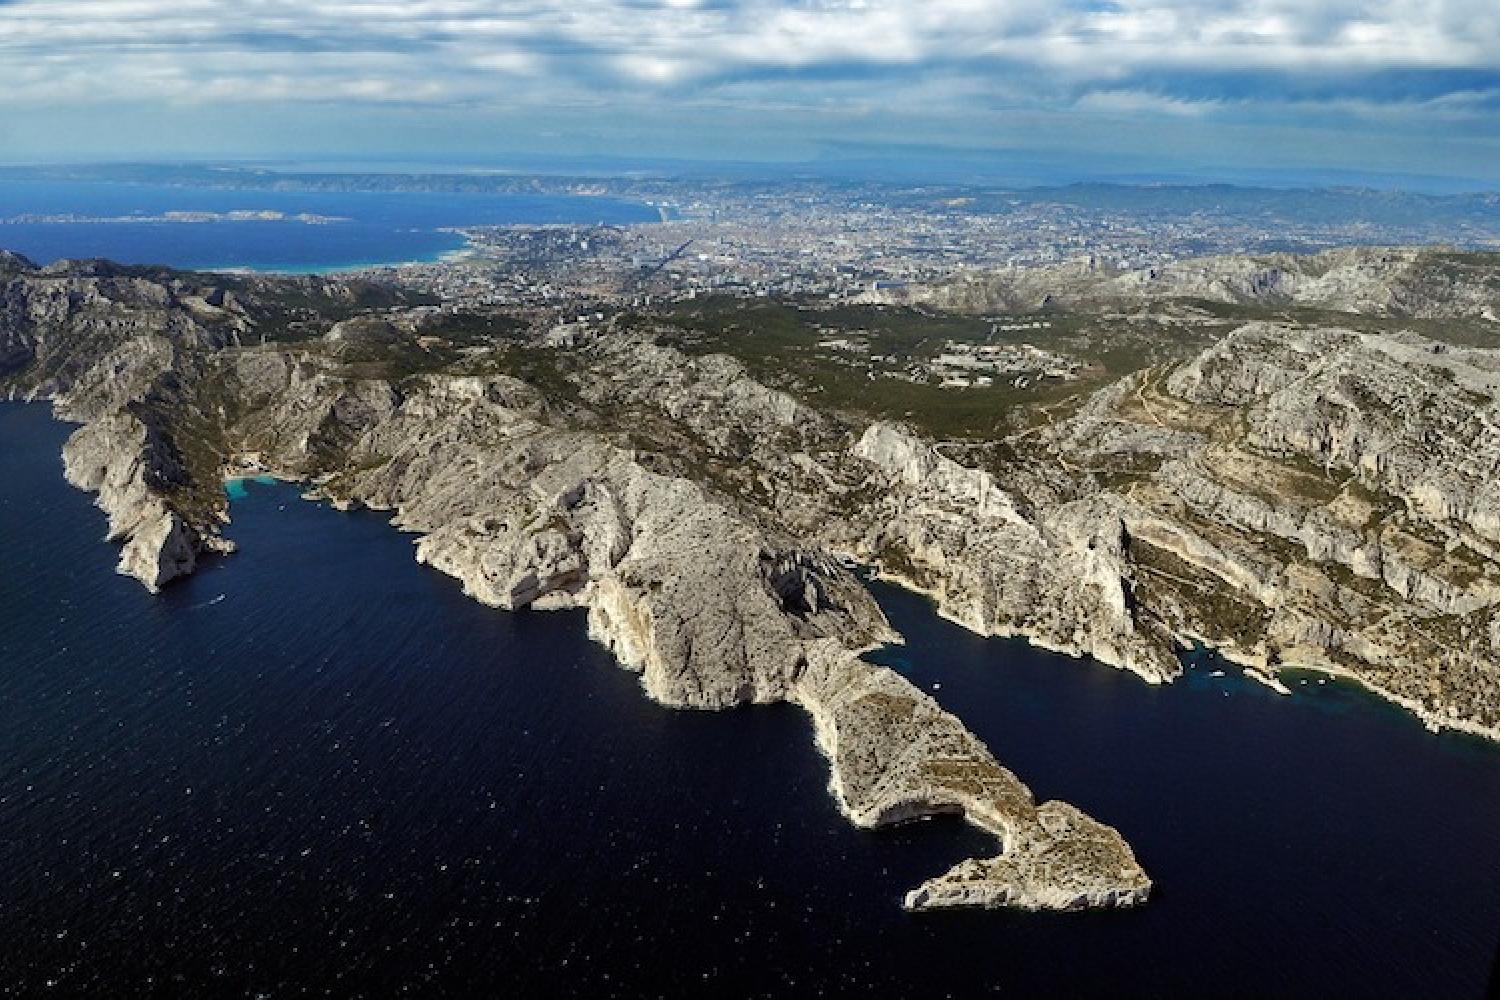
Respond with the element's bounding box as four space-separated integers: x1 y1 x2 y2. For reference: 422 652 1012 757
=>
0 0 1495 117
1074 90 1219 118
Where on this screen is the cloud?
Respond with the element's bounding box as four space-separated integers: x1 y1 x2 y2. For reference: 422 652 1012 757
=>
1 0 1496 101
1074 91 1219 118
0 0 1497 167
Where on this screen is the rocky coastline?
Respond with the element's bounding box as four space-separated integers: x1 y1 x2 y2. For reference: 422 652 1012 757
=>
11 247 1500 912
0 257 1151 911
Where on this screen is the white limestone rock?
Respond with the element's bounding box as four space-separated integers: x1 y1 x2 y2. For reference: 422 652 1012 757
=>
61 409 200 592
793 640 1151 911
852 422 1179 683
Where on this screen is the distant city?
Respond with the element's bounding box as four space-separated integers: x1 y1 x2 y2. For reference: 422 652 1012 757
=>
324 172 1500 309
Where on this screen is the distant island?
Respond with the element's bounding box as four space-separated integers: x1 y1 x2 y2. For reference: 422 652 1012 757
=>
2 210 348 226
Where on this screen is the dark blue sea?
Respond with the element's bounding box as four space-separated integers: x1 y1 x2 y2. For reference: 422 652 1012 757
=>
2 401 1499 997
0 179 655 272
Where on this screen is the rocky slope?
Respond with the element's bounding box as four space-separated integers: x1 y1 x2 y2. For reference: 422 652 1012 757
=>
919 246 1500 321
847 423 1181 682
60 408 217 591
489 309 1500 736
1031 321 1500 736
795 640 1150 911
1 257 413 588
792 249 1500 740
224 350 1151 909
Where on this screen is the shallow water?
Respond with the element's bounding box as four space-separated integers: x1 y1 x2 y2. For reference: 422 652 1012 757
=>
2 401 1499 997
223 475 278 501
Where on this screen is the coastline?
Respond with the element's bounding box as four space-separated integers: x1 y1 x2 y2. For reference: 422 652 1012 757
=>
205 236 470 277
0 177 658 276
870 560 1500 745
22 391 1500 749
1269 658 1500 744
6 397 1499 995
205 457 1150 913
867 562 1172 681
1191 630 1500 744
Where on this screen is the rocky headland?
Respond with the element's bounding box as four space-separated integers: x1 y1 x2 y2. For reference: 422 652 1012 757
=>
0 252 1151 912
9 244 1500 908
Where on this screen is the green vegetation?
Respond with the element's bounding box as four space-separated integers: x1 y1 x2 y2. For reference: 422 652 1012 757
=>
637 299 1221 440
1126 535 1271 649
486 344 586 408
874 541 937 590
319 452 394 499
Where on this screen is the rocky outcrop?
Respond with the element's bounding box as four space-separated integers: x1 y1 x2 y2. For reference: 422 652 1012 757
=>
1176 326 1500 545
218 362 874 707
1039 321 1500 737
1 262 420 586
567 317 1500 741
850 422 1180 684
0 250 36 273
903 801 1153 912
1157 456 1500 617
227 363 1151 908
794 640 1151 911
60 409 202 591
114 498 200 592
0 258 1169 914
29 247 1500 914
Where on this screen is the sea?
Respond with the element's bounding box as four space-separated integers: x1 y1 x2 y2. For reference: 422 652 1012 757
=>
3 402 1500 997
0 178 657 272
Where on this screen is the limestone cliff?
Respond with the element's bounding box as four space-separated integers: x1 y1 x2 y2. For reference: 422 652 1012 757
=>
60 409 203 591
2 260 413 586
848 422 1180 683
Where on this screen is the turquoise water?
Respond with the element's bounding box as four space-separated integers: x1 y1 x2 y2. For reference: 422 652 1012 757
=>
224 475 278 501
4 401 1500 996
0 179 655 272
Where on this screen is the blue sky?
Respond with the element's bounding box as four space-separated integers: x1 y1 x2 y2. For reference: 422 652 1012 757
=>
1 0 1498 185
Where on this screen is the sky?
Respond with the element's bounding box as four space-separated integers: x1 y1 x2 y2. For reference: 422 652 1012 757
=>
1 0 1499 186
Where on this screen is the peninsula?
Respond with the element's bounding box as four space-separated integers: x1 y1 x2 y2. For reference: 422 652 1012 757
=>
7 244 1500 910
0 250 1151 912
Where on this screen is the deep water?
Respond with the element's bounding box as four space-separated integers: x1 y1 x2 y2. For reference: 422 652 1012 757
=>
0 179 656 272
2 401 1499 997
